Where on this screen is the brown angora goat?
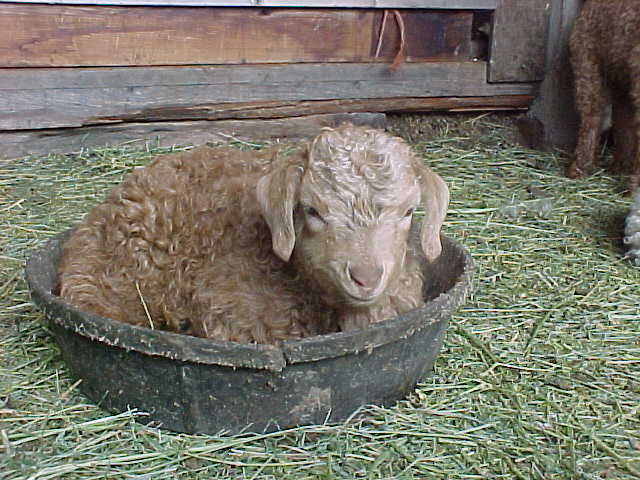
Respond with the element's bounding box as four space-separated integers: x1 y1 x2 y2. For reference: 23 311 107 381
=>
58 124 449 344
565 0 640 191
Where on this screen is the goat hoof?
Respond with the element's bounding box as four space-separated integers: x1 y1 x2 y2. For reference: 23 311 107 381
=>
565 163 586 179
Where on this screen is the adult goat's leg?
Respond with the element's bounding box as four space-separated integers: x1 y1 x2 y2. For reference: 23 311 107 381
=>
566 41 608 179
628 49 640 193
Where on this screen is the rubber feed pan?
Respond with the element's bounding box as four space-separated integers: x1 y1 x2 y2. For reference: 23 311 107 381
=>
26 231 473 435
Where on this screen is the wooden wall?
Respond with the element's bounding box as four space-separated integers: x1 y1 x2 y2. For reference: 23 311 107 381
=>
0 5 473 67
0 0 553 157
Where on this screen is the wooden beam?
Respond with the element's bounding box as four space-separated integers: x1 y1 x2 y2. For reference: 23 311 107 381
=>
0 63 536 130
0 1 499 9
489 0 551 82
0 113 387 159
262 0 497 7
0 4 472 68
0 95 531 158
517 0 581 150
117 96 533 123
0 5 377 68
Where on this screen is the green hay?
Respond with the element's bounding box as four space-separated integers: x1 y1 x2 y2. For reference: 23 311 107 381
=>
1 115 639 480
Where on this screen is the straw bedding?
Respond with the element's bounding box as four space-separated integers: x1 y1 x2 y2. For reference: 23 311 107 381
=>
1 113 638 479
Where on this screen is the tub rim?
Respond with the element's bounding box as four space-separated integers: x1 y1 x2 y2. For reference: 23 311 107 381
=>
25 230 473 373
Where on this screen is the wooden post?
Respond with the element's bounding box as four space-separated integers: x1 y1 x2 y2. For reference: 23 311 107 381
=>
517 0 582 151
488 0 551 83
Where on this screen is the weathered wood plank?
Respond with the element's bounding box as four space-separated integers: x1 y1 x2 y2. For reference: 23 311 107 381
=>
373 11 471 61
488 0 551 82
0 5 476 68
0 113 387 159
118 96 533 122
0 1 499 9
267 0 497 8
0 63 536 130
518 0 580 150
0 5 378 67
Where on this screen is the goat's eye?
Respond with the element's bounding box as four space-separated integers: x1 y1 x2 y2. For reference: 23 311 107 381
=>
404 207 415 218
304 206 323 221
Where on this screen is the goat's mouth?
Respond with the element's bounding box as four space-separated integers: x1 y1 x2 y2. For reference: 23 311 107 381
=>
321 261 389 306
344 291 380 305
341 277 388 306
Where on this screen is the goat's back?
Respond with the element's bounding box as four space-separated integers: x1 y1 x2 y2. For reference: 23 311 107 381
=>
571 0 640 86
58 146 294 338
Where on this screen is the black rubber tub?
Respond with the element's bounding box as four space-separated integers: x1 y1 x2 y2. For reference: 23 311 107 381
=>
25 230 473 435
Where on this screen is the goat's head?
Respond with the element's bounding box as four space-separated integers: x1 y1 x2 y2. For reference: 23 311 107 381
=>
257 124 449 307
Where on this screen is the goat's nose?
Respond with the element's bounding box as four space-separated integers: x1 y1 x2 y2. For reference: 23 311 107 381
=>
348 264 384 290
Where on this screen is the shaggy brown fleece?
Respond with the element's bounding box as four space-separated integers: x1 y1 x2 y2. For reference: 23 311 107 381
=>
58 124 449 344
565 0 640 191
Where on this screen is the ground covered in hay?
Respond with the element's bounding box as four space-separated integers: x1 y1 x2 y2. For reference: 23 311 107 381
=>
1 114 639 479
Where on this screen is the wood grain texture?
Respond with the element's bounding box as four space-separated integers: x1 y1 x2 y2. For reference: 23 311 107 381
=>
2 1 499 9
0 63 536 130
0 5 376 67
521 0 580 150
489 0 552 82
116 96 533 122
0 113 387 159
0 4 476 68
373 10 471 61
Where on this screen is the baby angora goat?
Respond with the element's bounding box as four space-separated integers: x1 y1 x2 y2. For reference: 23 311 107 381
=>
565 0 640 192
58 124 449 344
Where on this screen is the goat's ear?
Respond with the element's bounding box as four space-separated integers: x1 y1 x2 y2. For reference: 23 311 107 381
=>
417 164 449 261
256 158 304 262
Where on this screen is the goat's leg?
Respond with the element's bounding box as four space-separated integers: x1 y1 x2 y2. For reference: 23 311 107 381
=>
566 44 609 179
611 91 636 174
628 61 640 193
